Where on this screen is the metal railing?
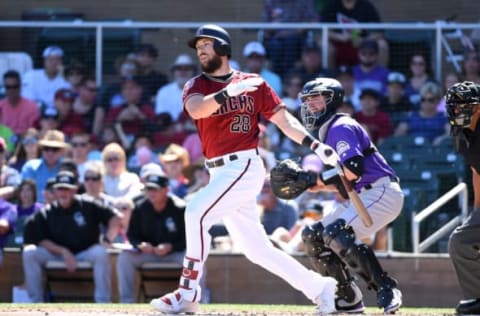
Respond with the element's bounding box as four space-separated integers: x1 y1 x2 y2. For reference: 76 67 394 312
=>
0 20 479 85
411 182 469 254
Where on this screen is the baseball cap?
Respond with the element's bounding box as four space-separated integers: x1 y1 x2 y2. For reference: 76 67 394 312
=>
243 41 266 57
144 171 169 189
171 54 195 69
387 72 407 85
359 39 379 53
137 43 158 58
360 88 380 100
40 105 59 119
53 171 78 189
54 88 75 103
139 162 164 179
42 46 64 58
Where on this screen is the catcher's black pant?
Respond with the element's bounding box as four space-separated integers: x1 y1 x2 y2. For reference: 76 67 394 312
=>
449 208 480 299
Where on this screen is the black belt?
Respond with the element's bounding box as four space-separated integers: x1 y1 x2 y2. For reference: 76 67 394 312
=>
363 175 399 191
205 148 259 169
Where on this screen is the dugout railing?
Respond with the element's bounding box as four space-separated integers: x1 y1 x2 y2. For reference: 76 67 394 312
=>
0 20 480 86
411 182 469 254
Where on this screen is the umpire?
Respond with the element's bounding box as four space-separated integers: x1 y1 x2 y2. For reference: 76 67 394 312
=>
22 171 122 303
446 81 480 315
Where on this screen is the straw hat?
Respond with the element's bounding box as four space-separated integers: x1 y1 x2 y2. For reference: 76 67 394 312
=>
38 130 69 148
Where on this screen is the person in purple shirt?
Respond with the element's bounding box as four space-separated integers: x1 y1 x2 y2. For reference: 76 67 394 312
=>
0 199 17 264
298 77 404 314
353 39 389 95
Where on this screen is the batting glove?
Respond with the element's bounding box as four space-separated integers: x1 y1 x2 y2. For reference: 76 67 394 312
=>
225 77 264 97
311 141 339 166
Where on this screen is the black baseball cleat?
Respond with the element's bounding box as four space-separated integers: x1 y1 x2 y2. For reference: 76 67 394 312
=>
456 298 480 315
335 282 365 314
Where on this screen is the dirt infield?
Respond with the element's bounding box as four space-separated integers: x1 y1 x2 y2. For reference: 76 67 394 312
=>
0 304 456 316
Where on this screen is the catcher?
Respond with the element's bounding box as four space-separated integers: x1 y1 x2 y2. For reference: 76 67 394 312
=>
270 78 403 314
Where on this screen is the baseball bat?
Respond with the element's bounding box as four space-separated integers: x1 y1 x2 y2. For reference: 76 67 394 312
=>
334 163 373 227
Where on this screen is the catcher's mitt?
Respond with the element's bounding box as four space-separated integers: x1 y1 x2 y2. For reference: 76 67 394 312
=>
269 159 317 200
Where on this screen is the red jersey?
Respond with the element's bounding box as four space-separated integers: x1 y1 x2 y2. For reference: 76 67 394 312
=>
182 71 282 158
354 110 393 144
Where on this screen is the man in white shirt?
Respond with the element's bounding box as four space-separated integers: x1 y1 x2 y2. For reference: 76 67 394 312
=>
155 54 196 122
22 46 71 108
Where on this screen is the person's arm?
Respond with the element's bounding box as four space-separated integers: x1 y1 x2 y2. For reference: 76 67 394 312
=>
269 108 311 144
38 239 77 272
186 77 264 119
472 167 480 209
393 122 408 137
92 106 105 136
104 213 122 245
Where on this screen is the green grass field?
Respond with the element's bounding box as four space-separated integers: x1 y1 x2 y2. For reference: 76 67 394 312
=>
0 303 456 315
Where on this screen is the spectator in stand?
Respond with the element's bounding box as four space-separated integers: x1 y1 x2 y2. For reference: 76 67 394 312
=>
37 104 60 137
281 72 303 114
438 71 461 113
183 159 210 202
126 135 160 172
394 81 450 144
0 70 40 136
0 137 21 200
72 77 104 135
54 89 86 138
22 46 70 108
159 143 190 198
135 43 168 102
0 199 16 265
101 142 143 200
320 0 389 67
9 128 41 172
81 161 115 207
257 177 298 235
352 39 389 95
336 65 361 111
69 133 94 183
155 54 196 122
112 197 134 244
22 170 122 303
461 49 480 84
106 76 155 141
262 0 318 78
355 88 393 145
290 43 333 84
116 170 186 303
380 72 415 129
21 130 68 202
242 41 282 96
9 179 42 247
404 52 435 106
64 62 86 96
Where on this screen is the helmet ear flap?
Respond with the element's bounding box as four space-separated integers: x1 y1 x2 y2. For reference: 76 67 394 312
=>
213 40 231 57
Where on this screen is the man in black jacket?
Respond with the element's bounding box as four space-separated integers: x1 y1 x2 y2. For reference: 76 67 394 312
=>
22 171 122 303
116 170 186 303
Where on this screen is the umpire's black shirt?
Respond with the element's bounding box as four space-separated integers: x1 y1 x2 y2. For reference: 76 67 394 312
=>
25 195 119 254
457 120 480 173
127 195 186 252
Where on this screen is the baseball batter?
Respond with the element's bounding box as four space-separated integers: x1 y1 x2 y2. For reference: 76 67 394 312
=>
150 24 337 315
297 78 404 314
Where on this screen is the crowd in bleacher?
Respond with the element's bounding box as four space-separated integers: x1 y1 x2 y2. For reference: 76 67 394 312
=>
0 0 478 304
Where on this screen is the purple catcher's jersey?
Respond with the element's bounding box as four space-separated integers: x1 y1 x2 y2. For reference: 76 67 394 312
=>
318 114 396 192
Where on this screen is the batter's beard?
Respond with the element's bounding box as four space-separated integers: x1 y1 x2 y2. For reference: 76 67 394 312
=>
201 55 223 73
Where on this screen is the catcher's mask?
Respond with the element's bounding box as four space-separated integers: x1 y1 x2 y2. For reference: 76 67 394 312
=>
299 78 344 131
188 24 232 57
446 81 480 128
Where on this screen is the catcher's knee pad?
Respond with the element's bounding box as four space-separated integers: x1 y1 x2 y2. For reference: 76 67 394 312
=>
322 218 356 257
302 221 325 255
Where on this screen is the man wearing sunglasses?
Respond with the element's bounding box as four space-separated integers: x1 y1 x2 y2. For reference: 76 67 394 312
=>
116 170 186 303
0 70 40 136
21 130 68 202
22 170 122 303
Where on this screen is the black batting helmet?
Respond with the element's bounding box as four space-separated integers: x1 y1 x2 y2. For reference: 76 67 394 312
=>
188 24 232 57
299 78 344 131
446 81 480 128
